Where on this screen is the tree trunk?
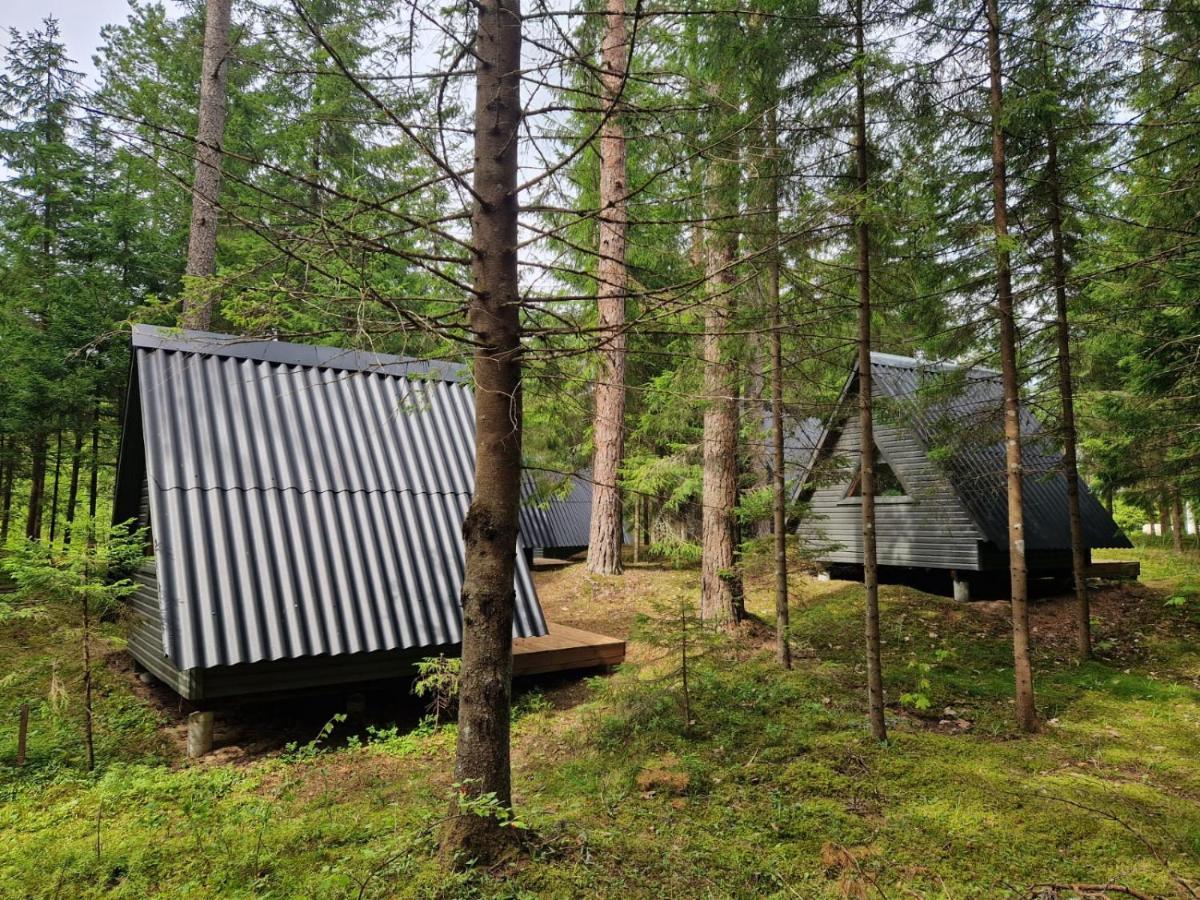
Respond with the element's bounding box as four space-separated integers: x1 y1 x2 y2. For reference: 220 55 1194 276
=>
48 429 63 544
745 332 771 539
986 0 1037 733
26 434 48 542
586 0 629 576
82 590 95 771
766 105 790 670
1170 486 1184 553
63 425 85 548
1045 131 1091 660
700 286 743 624
1159 495 1170 543
0 439 13 546
700 121 743 625
87 406 100 548
854 0 886 741
632 494 642 563
439 0 523 867
180 0 234 331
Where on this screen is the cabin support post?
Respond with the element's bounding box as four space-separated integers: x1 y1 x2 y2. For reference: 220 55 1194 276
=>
186 710 214 758
951 570 970 603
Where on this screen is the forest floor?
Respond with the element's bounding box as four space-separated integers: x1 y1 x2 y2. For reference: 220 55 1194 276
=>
2 539 1200 897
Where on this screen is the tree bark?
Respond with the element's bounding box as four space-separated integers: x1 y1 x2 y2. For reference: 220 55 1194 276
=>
986 0 1037 733
765 105 790 670
82 590 95 771
440 0 523 867
632 494 642 563
586 0 629 576
63 424 85 548
700 276 743 623
1170 485 1184 553
1045 131 1091 660
25 433 48 542
87 404 100 548
180 0 234 331
700 118 743 625
854 0 886 741
48 429 63 544
748 340 772 540
0 439 13 546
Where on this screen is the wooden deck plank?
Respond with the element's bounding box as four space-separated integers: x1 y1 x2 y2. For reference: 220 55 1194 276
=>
1084 561 1140 580
512 621 626 676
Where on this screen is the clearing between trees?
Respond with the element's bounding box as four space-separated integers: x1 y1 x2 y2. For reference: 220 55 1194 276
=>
1 540 1198 897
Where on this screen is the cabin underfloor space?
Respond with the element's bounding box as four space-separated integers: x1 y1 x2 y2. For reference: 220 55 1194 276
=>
820 562 1139 601
122 618 626 762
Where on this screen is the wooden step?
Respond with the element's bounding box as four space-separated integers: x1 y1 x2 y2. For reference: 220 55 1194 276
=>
1084 560 1140 580
513 622 626 676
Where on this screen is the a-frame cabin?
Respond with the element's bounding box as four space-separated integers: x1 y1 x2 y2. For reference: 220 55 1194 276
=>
796 352 1130 595
113 325 619 702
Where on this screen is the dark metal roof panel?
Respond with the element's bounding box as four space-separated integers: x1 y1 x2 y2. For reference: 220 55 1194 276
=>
519 472 593 550
135 331 546 671
869 353 1130 551
771 414 824 479
132 323 467 382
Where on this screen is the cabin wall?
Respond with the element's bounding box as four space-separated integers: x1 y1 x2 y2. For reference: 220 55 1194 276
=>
126 558 441 701
800 415 985 571
126 563 198 698
198 646 440 700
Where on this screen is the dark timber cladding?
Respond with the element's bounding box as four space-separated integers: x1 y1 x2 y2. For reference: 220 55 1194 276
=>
796 352 1130 573
114 325 549 696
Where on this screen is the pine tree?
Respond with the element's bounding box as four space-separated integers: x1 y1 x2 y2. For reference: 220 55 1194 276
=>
180 0 233 330
440 0 525 867
0 19 86 542
985 0 1037 733
585 0 631 576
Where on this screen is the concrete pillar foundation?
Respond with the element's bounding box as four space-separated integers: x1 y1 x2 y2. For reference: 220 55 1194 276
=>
186 710 214 759
951 570 971 603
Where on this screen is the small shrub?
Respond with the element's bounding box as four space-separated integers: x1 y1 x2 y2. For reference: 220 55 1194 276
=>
282 714 346 760
412 655 460 728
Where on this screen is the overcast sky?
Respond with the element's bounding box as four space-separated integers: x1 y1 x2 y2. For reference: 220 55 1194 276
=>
4 0 167 83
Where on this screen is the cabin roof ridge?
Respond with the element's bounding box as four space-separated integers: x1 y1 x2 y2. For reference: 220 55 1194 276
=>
130 323 467 383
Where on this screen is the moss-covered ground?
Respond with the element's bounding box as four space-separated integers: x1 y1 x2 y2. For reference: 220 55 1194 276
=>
2 540 1199 897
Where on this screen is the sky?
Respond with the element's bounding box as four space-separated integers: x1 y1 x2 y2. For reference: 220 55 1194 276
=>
3 0 168 83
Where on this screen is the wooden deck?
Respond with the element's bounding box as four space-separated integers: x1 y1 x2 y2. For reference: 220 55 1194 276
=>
1084 560 1141 581
530 556 574 571
512 622 626 676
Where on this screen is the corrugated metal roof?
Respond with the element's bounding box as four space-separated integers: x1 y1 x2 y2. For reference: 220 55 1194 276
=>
519 472 593 550
132 326 468 382
757 413 824 479
129 327 591 550
757 413 824 503
802 352 1130 552
126 325 547 671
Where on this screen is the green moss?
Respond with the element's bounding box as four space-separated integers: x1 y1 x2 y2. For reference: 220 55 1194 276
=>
4 544 1200 896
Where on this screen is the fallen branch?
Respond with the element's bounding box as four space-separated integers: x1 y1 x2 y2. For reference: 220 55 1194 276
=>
1032 792 1199 899
1026 882 1153 900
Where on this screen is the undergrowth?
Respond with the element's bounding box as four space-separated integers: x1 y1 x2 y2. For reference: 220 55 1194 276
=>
2 545 1199 897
